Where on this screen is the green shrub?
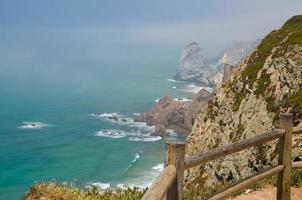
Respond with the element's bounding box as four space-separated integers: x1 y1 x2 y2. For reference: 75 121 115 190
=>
24 182 145 200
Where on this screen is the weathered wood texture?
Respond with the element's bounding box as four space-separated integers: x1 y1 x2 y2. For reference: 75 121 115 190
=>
277 113 293 200
293 126 302 135
141 165 176 200
165 142 186 200
208 165 284 200
184 129 285 169
292 161 302 169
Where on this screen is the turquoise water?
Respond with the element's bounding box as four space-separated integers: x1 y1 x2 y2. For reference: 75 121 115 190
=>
0 62 198 199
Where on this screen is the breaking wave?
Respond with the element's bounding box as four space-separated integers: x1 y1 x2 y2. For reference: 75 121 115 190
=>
128 136 161 142
92 112 160 142
85 182 110 190
95 129 130 139
183 84 214 94
18 121 50 129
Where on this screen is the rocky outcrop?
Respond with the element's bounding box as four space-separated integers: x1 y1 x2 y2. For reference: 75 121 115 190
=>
173 42 213 86
134 89 212 136
222 63 236 83
184 15 302 198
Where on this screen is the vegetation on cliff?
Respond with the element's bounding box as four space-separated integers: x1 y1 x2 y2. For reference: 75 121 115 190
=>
24 183 145 200
186 15 302 199
231 15 302 114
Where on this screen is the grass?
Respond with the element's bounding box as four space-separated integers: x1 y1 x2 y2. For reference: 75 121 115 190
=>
23 183 145 200
288 89 302 114
239 15 302 94
233 94 245 112
254 69 271 97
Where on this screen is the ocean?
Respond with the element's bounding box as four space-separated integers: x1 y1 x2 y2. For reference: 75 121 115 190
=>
0 62 204 199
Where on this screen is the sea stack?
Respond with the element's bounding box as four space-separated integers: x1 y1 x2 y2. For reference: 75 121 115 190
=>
173 42 210 86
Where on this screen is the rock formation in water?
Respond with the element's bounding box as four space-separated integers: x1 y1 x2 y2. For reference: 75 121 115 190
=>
173 41 259 87
172 42 213 86
134 89 212 136
184 15 302 199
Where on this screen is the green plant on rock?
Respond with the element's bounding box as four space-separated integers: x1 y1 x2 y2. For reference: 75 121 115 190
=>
288 89 302 114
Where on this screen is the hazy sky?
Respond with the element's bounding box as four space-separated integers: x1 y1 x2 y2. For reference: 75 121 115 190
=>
0 0 301 82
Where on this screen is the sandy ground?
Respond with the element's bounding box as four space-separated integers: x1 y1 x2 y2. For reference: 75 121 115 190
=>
230 186 302 200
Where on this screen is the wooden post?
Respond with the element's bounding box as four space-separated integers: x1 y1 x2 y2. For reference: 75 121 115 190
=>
277 113 293 200
164 139 186 200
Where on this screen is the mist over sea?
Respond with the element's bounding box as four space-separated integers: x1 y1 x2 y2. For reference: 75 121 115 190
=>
0 59 203 199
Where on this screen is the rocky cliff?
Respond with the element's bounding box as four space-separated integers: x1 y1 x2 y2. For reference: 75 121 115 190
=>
184 15 302 198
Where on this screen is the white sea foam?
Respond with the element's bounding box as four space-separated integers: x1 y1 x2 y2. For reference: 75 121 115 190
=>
151 163 164 171
154 98 160 103
167 78 184 83
173 86 177 89
19 121 50 129
92 112 158 143
174 97 192 102
85 182 110 190
92 112 155 132
128 151 143 169
183 84 214 94
128 136 161 142
167 78 177 82
95 129 130 139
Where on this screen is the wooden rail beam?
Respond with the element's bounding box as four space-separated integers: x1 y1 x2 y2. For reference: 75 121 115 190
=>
141 165 176 200
292 161 302 169
184 129 285 169
277 113 293 200
208 165 284 200
293 126 302 135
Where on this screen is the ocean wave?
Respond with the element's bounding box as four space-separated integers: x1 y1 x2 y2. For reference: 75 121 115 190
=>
154 98 160 103
91 112 155 133
18 121 50 129
85 182 110 190
173 86 177 89
151 163 164 171
90 112 122 119
183 84 214 93
95 129 130 139
167 78 184 83
128 136 161 142
174 97 192 102
128 151 143 169
88 163 164 192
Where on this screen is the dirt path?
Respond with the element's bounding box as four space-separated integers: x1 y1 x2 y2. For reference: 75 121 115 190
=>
230 186 302 200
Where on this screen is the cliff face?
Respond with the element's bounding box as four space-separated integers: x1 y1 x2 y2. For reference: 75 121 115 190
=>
185 16 302 196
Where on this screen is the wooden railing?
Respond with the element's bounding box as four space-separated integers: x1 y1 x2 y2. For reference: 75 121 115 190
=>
142 113 302 200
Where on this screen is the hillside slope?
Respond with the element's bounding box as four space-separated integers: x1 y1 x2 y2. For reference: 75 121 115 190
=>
184 15 302 199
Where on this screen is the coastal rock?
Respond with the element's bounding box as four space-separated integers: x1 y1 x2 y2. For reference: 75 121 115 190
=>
134 89 212 136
